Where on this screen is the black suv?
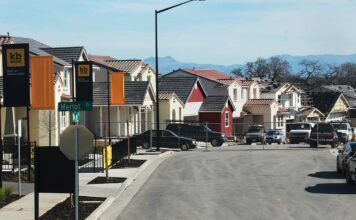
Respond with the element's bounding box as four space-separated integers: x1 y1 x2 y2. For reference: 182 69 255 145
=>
309 123 338 148
166 123 226 147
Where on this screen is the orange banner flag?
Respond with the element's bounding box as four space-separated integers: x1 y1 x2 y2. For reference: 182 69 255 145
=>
30 56 55 109
111 72 125 105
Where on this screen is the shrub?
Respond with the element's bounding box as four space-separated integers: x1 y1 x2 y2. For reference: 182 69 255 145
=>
0 187 13 201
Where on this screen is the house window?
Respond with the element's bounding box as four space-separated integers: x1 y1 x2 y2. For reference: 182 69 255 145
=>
225 112 229 127
233 89 238 102
148 75 151 82
278 95 281 103
172 109 176 121
179 107 182 120
241 89 246 99
61 112 68 129
63 69 69 90
253 88 257 99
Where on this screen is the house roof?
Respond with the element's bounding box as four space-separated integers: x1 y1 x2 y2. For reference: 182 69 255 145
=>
9 37 70 66
321 85 356 106
41 47 85 63
93 81 152 106
106 59 143 74
244 99 275 106
159 76 200 104
88 54 116 64
199 96 235 112
159 92 184 106
298 107 325 118
0 35 15 45
308 92 348 114
241 80 254 87
170 68 241 86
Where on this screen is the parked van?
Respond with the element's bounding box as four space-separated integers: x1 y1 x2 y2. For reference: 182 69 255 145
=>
287 122 314 144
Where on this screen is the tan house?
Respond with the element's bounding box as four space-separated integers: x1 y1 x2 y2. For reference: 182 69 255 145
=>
0 35 74 146
296 107 324 122
158 92 184 129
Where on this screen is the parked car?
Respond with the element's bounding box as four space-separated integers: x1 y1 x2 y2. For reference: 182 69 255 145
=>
337 142 356 174
133 130 196 151
309 123 338 148
166 123 226 147
266 129 285 144
245 125 266 145
331 122 353 143
287 122 314 144
345 150 356 184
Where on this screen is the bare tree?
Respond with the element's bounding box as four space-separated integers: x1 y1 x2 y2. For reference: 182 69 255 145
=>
268 57 291 81
231 68 244 78
39 110 56 146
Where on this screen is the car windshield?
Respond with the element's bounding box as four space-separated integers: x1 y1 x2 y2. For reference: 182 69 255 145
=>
248 128 261 133
290 124 311 130
332 124 347 130
312 124 333 132
267 131 279 135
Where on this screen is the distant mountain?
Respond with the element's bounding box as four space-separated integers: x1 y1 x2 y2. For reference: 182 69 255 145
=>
275 54 356 72
144 56 243 74
144 54 356 75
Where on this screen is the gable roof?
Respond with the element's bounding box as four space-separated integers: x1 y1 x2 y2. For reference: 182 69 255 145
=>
298 107 325 118
308 92 348 114
167 68 241 86
241 80 254 87
199 96 235 112
244 99 276 106
159 92 184 106
159 76 204 104
93 81 152 106
41 47 85 63
8 37 70 66
106 59 143 74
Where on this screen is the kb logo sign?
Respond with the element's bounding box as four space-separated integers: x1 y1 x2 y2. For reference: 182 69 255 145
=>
6 48 25 68
78 64 90 77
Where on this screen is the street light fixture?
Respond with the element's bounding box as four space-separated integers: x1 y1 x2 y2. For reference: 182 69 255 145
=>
155 0 205 151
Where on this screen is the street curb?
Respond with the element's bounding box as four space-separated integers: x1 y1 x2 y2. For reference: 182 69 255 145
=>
86 150 175 219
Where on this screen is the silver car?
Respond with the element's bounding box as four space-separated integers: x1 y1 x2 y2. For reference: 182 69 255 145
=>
266 129 286 144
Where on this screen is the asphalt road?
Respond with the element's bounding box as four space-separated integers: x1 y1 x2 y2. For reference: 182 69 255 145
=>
117 144 356 220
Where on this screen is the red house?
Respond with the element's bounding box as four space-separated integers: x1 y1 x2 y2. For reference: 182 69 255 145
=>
199 96 236 136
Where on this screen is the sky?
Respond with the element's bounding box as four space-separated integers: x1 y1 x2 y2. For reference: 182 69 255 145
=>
1 0 356 65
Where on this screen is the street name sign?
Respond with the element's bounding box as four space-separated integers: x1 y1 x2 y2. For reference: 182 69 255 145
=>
58 101 92 112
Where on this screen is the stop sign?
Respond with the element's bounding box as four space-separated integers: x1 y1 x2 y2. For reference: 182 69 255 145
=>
60 125 94 160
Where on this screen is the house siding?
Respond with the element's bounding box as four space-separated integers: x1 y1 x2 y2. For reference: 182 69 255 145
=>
188 83 205 103
199 102 234 136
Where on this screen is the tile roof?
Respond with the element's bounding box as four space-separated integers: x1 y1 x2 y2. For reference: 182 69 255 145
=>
244 99 275 106
41 47 84 63
241 80 254 86
321 85 356 99
199 96 235 112
106 59 143 74
181 69 241 86
88 54 116 64
159 92 176 100
11 37 70 66
298 107 325 117
0 35 15 45
159 77 198 104
93 81 150 106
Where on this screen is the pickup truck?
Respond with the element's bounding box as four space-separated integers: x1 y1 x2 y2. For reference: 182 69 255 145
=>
245 125 266 145
331 122 353 143
309 123 338 148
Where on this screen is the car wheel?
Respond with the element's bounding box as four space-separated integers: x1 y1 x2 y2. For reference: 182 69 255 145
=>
346 169 354 185
278 140 281 145
142 141 150 149
180 143 189 151
336 159 341 173
310 142 316 148
211 139 218 147
331 142 336 148
246 141 251 145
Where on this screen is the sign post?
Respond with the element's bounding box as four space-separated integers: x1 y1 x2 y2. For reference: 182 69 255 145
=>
74 123 78 220
18 120 22 196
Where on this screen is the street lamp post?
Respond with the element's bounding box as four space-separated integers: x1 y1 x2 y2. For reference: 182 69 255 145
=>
155 0 205 151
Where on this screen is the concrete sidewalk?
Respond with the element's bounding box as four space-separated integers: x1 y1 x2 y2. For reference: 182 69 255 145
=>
0 149 175 220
